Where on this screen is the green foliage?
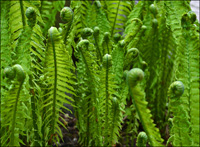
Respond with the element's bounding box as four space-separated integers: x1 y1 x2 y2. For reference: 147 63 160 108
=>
1 0 199 146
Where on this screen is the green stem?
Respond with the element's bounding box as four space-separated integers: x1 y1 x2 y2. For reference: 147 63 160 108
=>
104 56 109 145
19 0 26 27
10 82 23 146
64 21 73 44
94 36 102 62
50 30 57 143
106 41 109 54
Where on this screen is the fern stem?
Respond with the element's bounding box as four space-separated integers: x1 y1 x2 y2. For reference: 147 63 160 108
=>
64 22 73 44
94 36 102 62
106 41 109 54
185 33 191 121
104 56 109 145
110 103 117 146
10 83 23 146
19 0 26 27
50 29 57 142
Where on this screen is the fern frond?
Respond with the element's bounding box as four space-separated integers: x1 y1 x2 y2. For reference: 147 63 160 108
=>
127 68 164 146
64 2 90 56
1 1 12 96
76 40 101 146
43 27 75 144
85 2 97 29
1 65 26 146
111 41 125 85
106 1 132 36
110 97 123 146
125 1 144 34
168 81 192 146
154 2 176 135
9 1 26 49
124 18 143 49
174 13 200 145
165 1 190 44
72 1 90 38
94 1 111 43
1 1 12 68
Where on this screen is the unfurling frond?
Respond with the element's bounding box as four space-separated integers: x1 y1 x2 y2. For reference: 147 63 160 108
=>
43 27 75 144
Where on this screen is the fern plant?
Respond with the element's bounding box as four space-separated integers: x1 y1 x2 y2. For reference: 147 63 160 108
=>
1 0 199 146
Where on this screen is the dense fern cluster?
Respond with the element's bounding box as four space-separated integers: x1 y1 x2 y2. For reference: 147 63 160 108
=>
1 0 199 146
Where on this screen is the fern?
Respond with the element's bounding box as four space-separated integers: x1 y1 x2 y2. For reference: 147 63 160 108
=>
173 12 200 146
1 65 26 146
42 27 75 144
1 1 199 146
75 40 101 146
167 81 192 146
126 68 164 146
110 97 123 146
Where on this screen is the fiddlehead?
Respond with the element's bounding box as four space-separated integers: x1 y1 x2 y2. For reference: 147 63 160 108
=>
113 33 121 44
93 26 102 62
101 54 113 145
81 28 93 39
4 66 16 80
60 7 73 23
124 48 139 70
127 68 144 87
168 81 184 97
102 54 112 68
102 32 113 55
149 4 158 18
136 132 148 147
167 81 192 146
25 7 36 27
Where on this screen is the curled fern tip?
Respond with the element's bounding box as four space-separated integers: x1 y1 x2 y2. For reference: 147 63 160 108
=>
169 81 184 97
60 7 73 23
